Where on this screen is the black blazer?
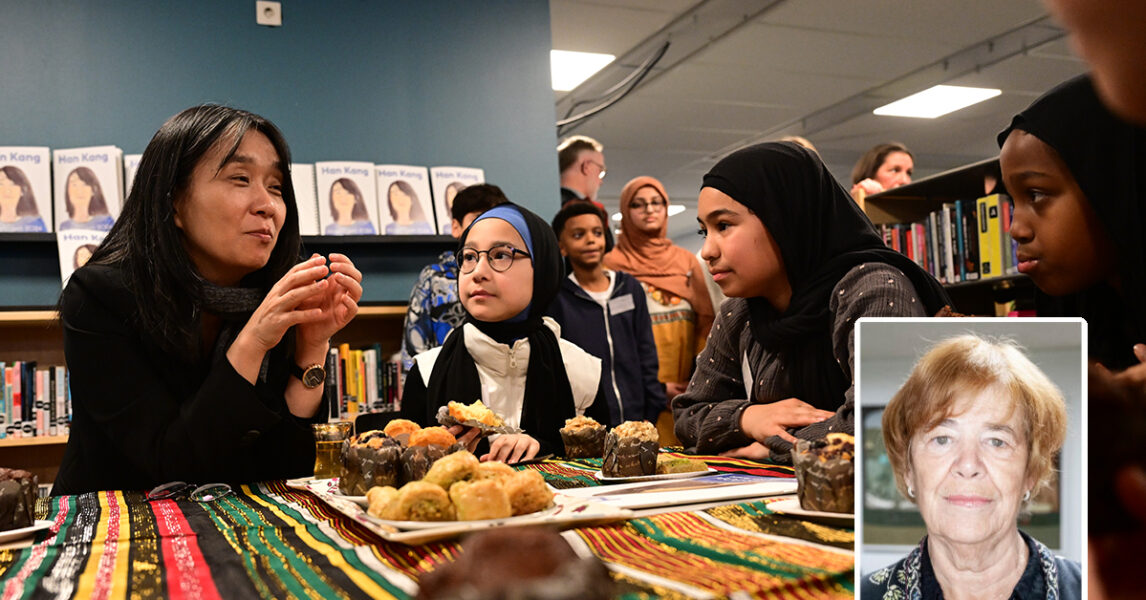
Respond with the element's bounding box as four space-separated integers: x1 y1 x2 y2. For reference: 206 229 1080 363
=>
53 264 321 495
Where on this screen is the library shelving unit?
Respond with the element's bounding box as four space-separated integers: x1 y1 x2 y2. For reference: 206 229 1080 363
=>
864 157 1034 316
0 234 456 485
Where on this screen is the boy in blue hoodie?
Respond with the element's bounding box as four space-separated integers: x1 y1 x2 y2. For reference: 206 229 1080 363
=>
549 202 666 426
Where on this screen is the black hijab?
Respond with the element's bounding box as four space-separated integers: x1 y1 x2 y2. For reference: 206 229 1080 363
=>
998 74 1146 369
701 142 951 410
423 203 574 453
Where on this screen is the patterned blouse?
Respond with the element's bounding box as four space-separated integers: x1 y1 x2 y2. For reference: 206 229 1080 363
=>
862 531 1081 600
400 251 466 372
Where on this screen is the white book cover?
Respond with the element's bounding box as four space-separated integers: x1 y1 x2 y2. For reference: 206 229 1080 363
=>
291 164 320 236
429 166 485 235
123 154 142 199
57 229 108 288
315 161 379 235
375 165 436 235
53 145 123 233
0 147 52 233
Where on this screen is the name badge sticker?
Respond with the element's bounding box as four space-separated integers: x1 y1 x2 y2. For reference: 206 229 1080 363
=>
609 294 636 315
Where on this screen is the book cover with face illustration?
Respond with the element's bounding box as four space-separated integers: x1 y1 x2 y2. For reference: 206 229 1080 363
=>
376 165 435 236
0 147 52 233
53 146 124 234
429 166 485 235
315 161 379 236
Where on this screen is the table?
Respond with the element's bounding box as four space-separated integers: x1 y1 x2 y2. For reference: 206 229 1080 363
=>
0 453 853 599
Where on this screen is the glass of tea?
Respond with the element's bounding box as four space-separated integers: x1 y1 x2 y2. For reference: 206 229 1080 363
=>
312 421 352 480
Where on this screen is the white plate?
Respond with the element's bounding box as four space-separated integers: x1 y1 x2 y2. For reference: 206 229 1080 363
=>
364 504 560 530
768 498 854 524
594 467 716 483
0 520 52 543
330 492 369 507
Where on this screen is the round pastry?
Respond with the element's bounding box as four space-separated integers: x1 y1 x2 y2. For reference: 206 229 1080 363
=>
448 478 512 521
365 485 399 518
339 431 402 496
415 528 615 600
472 461 516 481
423 451 480 490
448 400 504 427
382 418 422 444
499 470 554 516
793 433 855 514
409 426 458 448
559 416 606 459
602 421 659 477
384 481 455 522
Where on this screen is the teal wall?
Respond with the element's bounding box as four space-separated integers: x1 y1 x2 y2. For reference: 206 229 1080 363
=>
0 0 558 307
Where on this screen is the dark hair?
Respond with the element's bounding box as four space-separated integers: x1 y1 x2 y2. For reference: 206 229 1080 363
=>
330 177 369 221
557 135 603 174
83 104 300 361
450 183 509 222
64 166 110 218
72 243 99 270
0 165 39 217
850 142 914 184
551 200 606 236
386 180 427 222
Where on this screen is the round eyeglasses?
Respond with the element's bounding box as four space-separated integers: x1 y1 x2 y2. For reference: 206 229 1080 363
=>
458 245 532 274
628 199 667 212
146 481 234 503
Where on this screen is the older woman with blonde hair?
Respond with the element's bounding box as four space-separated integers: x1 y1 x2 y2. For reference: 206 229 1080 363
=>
864 334 1080 600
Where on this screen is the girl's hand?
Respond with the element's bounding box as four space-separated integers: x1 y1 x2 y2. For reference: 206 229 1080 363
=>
447 424 483 452
740 399 835 444
719 441 770 460
295 253 363 352
665 381 688 401
482 434 540 464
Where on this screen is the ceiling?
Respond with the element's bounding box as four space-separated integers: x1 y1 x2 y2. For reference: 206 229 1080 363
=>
549 0 1087 250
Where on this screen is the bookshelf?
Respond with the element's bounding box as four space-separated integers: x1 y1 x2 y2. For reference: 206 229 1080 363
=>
865 157 1035 316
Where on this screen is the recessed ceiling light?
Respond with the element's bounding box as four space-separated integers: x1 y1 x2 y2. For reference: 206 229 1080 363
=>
873 85 1002 119
551 50 615 92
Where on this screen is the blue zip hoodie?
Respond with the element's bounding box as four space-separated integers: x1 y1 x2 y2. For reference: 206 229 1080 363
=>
547 270 666 425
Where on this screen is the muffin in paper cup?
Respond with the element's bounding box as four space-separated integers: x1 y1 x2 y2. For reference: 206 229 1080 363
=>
601 421 659 477
560 416 607 459
436 402 522 436
793 433 855 514
339 431 402 496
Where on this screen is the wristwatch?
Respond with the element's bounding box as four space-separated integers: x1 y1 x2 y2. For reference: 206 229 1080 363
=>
291 363 327 389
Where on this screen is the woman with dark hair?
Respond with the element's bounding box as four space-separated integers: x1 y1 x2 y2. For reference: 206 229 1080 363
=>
849 142 914 207
674 142 950 462
0 165 47 232
60 166 114 231
54 104 363 495
325 177 376 235
384 179 433 234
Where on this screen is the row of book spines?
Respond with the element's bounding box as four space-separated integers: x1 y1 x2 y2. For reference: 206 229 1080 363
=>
324 344 402 422
0 362 71 439
877 194 1017 284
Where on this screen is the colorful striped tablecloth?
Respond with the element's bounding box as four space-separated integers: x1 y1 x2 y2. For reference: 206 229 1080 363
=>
0 455 852 599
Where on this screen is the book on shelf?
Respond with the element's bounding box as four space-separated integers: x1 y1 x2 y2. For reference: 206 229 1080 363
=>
291 163 320 236
429 166 485 235
326 343 401 423
376 165 436 235
315 161 380 236
877 195 1017 285
0 361 70 439
0 146 53 234
57 229 108 287
53 145 123 233
123 154 142 198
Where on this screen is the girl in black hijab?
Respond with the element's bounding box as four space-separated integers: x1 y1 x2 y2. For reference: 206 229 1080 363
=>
998 74 1144 370
673 142 951 462
401 203 607 462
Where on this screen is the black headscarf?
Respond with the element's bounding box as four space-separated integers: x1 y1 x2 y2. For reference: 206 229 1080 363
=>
998 74 1146 369
701 142 951 410
423 203 574 453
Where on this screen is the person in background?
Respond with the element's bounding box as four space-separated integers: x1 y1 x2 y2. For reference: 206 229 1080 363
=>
675 142 950 462
54 105 363 495
401 204 607 462
849 142 914 207
998 74 1142 371
557 135 607 207
864 334 1078 599
400 184 509 372
1043 0 1146 125
604 176 714 442
778 135 818 154
549 201 665 426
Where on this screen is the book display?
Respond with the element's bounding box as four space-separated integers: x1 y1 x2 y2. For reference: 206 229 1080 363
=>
429 166 485 234
52 146 123 233
376 165 436 235
316 161 380 235
864 157 1034 316
292 163 321 236
0 147 52 234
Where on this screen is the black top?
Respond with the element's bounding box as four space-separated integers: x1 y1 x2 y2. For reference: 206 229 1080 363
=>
53 263 322 495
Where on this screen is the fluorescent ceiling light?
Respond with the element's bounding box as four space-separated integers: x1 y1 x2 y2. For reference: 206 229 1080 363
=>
551 50 614 91
873 85 1001 119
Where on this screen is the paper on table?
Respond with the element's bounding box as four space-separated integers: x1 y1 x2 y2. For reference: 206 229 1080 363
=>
559 473 796 510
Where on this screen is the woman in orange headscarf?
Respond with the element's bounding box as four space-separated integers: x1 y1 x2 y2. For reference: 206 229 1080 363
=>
604 176 715 441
